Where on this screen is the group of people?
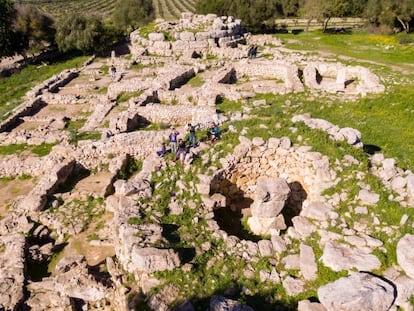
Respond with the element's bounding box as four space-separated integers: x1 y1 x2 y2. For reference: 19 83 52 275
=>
156 122 221 163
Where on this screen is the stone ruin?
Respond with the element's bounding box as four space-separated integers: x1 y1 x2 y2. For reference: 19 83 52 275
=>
0 11 412 311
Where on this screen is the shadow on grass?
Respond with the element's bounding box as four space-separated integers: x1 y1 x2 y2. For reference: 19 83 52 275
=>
363 144 381 155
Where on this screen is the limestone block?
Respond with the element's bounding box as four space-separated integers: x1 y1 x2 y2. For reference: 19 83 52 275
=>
180 31 196 41
247 214 286 236
271 235 287 253
318 273 395 311
250 177 291 218
298 300 327 311
299 243 317 280
321 241 381 272
148 32 165 41
196 32 210 41
257 240 273 257
357 189 380 205
210 295 254 311
130 247 180 272
292 216 316 237
301 201 334 221
282 276 305 296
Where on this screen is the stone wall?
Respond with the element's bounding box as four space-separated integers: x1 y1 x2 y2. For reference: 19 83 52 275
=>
130 13 244 58
303 62 385 95
234 60 305 93
135 103 217 126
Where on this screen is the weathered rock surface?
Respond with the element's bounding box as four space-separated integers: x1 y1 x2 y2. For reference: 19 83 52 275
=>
27 255 111 309
397 234 414 280
210 295 255 311
0 233 26 311
318 273 395 311
321 241 381 272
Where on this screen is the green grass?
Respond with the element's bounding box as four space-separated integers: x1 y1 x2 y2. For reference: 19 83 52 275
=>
187 75 205 87
31 142 57 157
138 23 158 39
117 90 145 103
280 31 414 69
0 55 88 121
0 142 56 157
68 130 101 145
286 87 414 169
65 119 87 131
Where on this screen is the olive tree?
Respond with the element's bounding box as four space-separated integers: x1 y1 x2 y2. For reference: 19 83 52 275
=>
0 0 15 57
13 5 55 54
55 14 105 54
111 0 154 33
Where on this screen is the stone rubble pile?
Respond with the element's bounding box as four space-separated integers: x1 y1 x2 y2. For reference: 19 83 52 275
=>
292 114 363 147
26 255 118 310
130 13 244 58
234 60 304 94
107 156 181 274
0 13 409 311
370 153 414 207
16 158 76 214
0 232 26 310
191 135 414 309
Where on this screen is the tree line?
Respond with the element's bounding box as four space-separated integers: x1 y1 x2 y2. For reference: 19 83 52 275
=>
0 0 154 59
196 0 414 33
1 0 413 59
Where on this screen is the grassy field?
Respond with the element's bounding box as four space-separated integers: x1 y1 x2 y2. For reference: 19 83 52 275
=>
0 55 88 122
2 29 414 309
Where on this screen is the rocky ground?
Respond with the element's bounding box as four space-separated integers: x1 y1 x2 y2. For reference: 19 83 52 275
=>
0 12 413 311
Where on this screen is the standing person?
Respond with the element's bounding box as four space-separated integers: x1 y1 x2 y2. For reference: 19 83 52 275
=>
174 139 187 163
206 122 215 141
187 123 196 147
247 45 253 59
252 45 258 58
169 128 179 153
110 65 116 79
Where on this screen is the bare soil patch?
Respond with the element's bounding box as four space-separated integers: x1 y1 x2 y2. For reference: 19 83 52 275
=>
0 178 36 217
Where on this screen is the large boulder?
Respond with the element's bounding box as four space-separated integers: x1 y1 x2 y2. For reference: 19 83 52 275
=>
248 177 290 235
321 241 381 272
129 247 181 273
250 177 291 218
318 273 395 311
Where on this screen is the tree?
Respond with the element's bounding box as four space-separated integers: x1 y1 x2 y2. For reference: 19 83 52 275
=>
55 14 105 54
195 0 231 16
0 0 15 57
394 0 414 32
321 0 352 31
13 5 55 54
299 0 324 31
111 0 154 33
280 0 300 17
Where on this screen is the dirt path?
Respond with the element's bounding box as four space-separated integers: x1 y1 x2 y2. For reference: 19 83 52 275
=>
0 178 36 217
317 50 414 75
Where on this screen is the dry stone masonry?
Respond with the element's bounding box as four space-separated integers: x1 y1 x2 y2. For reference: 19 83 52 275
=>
0 12 412 311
